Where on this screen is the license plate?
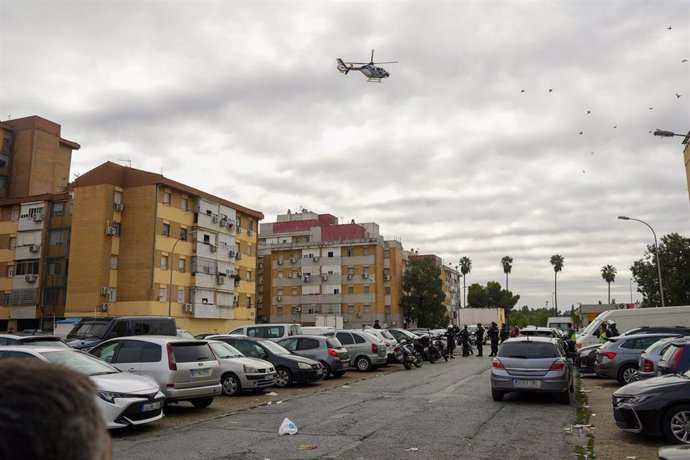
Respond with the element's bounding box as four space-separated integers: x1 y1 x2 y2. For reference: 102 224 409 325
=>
190 368 212 377
514 379 542 389
141 400 163 412
262 375 275 381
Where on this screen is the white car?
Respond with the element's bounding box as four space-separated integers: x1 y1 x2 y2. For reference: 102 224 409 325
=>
207 340 277 396
363 329 399 363
0 346 165 429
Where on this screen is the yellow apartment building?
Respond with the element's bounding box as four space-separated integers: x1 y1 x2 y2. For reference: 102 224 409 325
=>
65 162 263 334
257 209 404 327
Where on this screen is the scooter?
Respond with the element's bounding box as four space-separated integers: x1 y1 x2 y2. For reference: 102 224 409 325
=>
414 335 441 363
398 340 422 369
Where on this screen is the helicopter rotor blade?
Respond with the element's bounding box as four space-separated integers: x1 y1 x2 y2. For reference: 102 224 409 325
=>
373 61 399 64
370 49 375 64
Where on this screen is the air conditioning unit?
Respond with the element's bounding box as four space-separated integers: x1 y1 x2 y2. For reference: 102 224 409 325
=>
183 303 193 313
277 259 284 265
362 273 369 279
347 274 353 280
29 244 40 253
356 312 362 318
32 214 43 222
25 274 37 282
295 307 302 312
321 274 329 281
100 287 110 295
228 250 236 258
212 215 219 223
287 272 293 278
303 275 311 282
297 272 302 277
217 276 225 285
384 275 391 281
113 203 124 211
236 227 243 234
290 257 297 264
276 296 282 302
236 252 242 260
100 303 110 312
105 227 117 236
209 245 217 252
162 200 170 206
313 256 320 262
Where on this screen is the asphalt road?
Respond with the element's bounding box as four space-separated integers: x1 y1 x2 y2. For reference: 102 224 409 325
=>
112 356 577 460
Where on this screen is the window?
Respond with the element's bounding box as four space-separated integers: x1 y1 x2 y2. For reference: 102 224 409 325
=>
52 202 65 216
110 255 118 270
181 197 188 211
11 208 19 222
9 237 16 249
348 304 354 314
347 248 353 257
247 244 253 256
180 228 188 241
292 287 298 295
178 258 185 272
15 260 39 275
108 288 117 302
49 230 64 246
353 332 366 344
363 247 369 256
159 287 167 302
277 307 283 316
47 260 61 275
364 304 370 314
333 288 340 294
177 288 185 304
385 287 391 295
246 270 252 282
336 332 354 345
297 338 319 351
328 251 334 257
203 234 210 244
348 286 354 294
113 191 122 206
364 286 370 294
7 265 14 277
161 255 168 270
246 296 252 308
163 191 171 205
162 223 170 237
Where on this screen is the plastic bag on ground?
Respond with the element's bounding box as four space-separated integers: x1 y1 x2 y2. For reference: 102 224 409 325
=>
278 417 298 435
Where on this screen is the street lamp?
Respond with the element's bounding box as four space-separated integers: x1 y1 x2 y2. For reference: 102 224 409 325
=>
653 129 690 143
168 229 196 317
618 216 665 307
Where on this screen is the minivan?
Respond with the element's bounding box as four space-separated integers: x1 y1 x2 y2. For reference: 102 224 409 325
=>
228 323 302 341
67 316 177 350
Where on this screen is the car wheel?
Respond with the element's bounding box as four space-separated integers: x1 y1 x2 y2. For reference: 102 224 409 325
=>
557 388 572 405
355 356 372 372
221 373 242 396
191 397 214 409
275 367 293 387
618 364 639 385
320 361 333 378
662 404 690 444
491 388 504 401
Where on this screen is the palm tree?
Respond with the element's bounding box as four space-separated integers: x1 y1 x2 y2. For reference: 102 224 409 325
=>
459 256 472 308
601 265 617 304
501 256 513 290
549 255 564 310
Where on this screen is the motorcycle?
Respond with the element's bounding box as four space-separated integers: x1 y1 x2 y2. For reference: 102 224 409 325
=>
414 335 441 363
432 334 449 362
398 340 422 369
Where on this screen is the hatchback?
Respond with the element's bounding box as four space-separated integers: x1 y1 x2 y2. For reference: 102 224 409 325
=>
658 338 690 376
0 333 71 348
490 337 573 404
207 335 325 387
89 336 222 408
334 330 388 371
0 346 165 429
594 333 681 384
637 337 680 379
362 329 399 363
518 326 561 338
278 335 349 377
207 340 276 396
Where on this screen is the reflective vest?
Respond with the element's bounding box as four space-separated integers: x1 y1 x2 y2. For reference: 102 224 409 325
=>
599 331 608 343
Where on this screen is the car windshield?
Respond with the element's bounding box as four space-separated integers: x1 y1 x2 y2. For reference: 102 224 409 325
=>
379 330 395 340
260 340 291 355
41 350 120 375
177 329 195 339
209 341 244 358
67 321 110 339
498 342 559 359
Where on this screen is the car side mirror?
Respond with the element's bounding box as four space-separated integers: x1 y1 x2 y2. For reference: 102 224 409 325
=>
261 352 268 359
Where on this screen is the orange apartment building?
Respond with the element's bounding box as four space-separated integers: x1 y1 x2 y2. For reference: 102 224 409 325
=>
66 162 263 334
257 209 405 327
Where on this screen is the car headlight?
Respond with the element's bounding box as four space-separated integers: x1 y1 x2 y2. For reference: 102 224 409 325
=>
298 362 312 370
243 364 258 373
618 393 658 404
98 391 132 403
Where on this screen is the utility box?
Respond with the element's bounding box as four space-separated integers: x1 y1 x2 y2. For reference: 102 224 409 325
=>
315 314 344 329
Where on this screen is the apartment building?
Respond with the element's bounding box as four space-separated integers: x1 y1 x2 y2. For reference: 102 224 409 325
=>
257 209 404 327
66 162 263 333
0 116 79 331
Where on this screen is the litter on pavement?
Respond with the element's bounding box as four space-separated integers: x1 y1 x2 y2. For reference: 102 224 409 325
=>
563 424 595 435
405 447 419 452
298 445 318 451
278 418 298 436
266 392 279 396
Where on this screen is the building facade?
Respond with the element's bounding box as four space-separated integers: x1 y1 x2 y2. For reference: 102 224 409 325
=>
257 209 404 327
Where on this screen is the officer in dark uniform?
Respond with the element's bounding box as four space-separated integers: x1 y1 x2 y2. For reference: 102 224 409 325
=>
474 323 485 357
488 322 500 357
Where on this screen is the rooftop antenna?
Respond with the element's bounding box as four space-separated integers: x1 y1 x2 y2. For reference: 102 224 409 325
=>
117 158 132 168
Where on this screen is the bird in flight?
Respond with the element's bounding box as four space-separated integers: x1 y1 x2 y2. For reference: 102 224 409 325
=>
521 89 526 93
548 89 553 93
676 93 682 98
586 110 591 115
649 107 654 110
579 131 583 135
667 25 672 30
613 125 617 128
682 59 688 63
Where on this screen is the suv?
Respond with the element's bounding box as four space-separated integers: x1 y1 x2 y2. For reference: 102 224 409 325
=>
89 336 221 408
334 330 388 371
594 333 682 384
67 316 176 350
658 338 690 376
228 324 302 341
278 335 350 378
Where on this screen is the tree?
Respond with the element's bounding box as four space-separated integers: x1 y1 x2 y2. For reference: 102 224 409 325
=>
601 265 617 304
549 254 564 310
501 256 513 290
631 233 690 307
459 256 472 308
486 281 502 307
400 258 447 327
467 283 488 307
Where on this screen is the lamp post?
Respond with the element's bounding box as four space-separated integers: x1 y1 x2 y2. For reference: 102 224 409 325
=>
653 129 690 143
168 230 196 317
618 216 665 307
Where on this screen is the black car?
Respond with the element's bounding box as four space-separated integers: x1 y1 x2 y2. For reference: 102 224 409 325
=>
577 343 602 374
612 372 690 443
208 335 325 388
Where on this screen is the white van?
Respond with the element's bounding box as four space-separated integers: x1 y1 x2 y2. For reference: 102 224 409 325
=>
576 306 690 348
228 323 302 341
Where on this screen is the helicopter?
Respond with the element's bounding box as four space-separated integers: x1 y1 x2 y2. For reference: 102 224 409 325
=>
336 49 398 82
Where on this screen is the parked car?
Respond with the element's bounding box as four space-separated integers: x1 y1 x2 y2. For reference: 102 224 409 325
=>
594 333 682 384
334 330 388 371
67 316 177 350
89 336 221 408
490 337 574 404
362 328 399 363
387 328 420 344
577 343 602 374
623 326 690 337
207 335 325 387
0 333 71 348
300 326 336 336
228 323 302 341
194 333 218 340
0 346 165 429
277 335 349 378
176 329 195 339
658 338 690 376
637 337 681 379
612 371 690 444
206 340 276 396
518 326 561 338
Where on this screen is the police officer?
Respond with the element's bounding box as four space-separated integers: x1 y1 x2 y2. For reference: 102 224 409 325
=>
607 321 620 338
598 323 608 343
474 323 485 357
488 322 500 357
444 325 456 359
459 325 472 357
565 322 577 360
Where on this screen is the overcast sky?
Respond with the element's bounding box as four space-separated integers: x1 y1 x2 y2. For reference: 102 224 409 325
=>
2 0 689 312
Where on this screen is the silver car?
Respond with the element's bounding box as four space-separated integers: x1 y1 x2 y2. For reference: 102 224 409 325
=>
277 335 350 378
333 330 388 371
207 340 276 396
637 336 679 379
90 336 222 408
490 337 574 404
